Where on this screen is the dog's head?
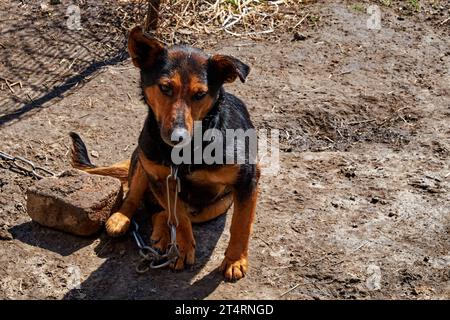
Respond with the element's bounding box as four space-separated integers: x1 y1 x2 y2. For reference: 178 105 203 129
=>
128 26 250 147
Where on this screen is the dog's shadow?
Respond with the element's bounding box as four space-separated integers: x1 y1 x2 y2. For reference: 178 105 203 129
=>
11 209 226 299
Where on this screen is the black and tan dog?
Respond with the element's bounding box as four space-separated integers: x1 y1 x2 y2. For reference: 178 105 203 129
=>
70 26 259 281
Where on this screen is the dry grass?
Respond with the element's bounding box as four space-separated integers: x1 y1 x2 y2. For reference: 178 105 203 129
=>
119 0 316 43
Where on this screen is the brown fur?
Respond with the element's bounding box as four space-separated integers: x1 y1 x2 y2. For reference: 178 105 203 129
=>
70 26 258 281
143 72 214 141
82 160 130 192
220 186 258 280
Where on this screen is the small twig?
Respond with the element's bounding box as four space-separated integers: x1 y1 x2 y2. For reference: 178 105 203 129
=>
338 70 353 76
440 17 450 25
347 119 376 126
224 28 274 37
425 175 441 182
298 252 336 268
399 115 413 126
67 58 77 70
255 235 272 249
95 239 111 257
280 283 300 297
269 265 294 270
233 42 255 47
9 81 21 89
5 79 14 94
396 106 408 113
305 86 325 92
330 241 368 267
293 12 309 29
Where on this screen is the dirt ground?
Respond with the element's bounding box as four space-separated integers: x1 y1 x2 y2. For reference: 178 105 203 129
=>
1 0 449 299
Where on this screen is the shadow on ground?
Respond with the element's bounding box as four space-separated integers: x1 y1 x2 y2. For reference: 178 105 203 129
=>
11 208 227 299
67 212 226 300
0 0 146 125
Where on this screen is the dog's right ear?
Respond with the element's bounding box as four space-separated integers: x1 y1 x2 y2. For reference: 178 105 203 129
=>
128 26 166 69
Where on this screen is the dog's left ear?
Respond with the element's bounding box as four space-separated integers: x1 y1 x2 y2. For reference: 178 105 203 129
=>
209 55 250 84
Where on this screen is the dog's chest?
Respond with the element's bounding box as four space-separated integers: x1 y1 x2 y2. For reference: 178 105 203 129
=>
178 174 229 209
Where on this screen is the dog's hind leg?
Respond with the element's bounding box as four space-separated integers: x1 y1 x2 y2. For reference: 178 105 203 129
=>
188 192 233 224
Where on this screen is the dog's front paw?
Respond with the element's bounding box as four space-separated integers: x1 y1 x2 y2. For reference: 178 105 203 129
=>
151 222 170 253
105 212 130 237
151 214 196 271
220 256 248 281
171 228 196 271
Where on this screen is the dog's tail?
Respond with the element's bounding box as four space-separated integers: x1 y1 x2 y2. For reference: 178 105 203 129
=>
69 132 96 169
69 132 130 187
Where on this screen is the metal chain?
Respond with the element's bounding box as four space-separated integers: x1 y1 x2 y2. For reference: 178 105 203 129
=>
166 165 180 228
164 165 181 267
132 165 180 273
0 151 56 180
132 221 173 273
1 150 179 273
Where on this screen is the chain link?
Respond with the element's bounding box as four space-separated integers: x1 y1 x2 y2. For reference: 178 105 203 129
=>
0 151 56 179
133 221 180 273
1 150 181 272
132 165 181 273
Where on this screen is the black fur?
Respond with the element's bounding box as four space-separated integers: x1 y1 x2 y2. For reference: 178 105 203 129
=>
138 94 257 209
135 43 258 210
69 132 95 169
71 42 258 213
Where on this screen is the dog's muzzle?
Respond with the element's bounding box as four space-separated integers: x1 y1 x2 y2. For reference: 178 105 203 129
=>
169 127 191 147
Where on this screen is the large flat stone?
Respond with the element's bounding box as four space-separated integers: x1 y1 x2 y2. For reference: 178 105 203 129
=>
27 169 123 236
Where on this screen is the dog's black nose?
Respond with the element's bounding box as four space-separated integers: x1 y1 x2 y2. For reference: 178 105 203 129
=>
171 127 191 147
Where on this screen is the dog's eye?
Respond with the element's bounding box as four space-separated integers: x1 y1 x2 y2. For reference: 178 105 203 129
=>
159 84 173 96
193 91 207 101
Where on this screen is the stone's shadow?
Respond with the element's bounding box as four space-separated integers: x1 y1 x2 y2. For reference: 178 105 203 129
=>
9 221 96 256
62 212 227 299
